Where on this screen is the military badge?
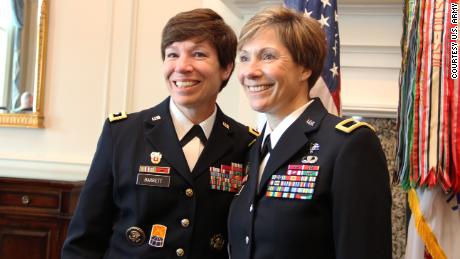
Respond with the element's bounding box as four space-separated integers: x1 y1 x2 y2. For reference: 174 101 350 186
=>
335 118 376 133
248 126 260 137
210 234 225 250
150 152 162 164
149 224 167 248
109 111 127 122
308 142 320 153
126 226 146 245
247 127 259 147
301 155 318 164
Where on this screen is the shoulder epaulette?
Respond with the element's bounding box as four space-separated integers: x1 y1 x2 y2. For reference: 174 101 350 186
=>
248 126 260 147
335 118 375 133
248 126 260 137
109 111 127 122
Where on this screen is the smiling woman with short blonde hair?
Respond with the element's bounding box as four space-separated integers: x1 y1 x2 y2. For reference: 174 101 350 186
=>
228 6 392 259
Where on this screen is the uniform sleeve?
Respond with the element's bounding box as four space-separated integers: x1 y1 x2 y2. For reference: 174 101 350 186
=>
331 128 392 259
62 120 116 258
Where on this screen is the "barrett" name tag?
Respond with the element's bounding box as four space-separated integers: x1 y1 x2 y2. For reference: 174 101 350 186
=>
136 173 170 188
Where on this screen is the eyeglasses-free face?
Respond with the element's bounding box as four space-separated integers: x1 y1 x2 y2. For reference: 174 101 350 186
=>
163 39 232 117
238 27 311 120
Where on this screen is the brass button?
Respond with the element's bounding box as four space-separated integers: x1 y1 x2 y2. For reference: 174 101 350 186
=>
176 248 185 257
185 188 194 197
181 219 190 228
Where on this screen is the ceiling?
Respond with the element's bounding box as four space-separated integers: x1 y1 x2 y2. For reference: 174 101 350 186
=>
223 0 402 16
231 0 402 5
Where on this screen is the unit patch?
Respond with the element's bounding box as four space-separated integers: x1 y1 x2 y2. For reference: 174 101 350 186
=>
149 224 167 248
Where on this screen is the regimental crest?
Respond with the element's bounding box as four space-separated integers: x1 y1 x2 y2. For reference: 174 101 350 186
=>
150 152 162 164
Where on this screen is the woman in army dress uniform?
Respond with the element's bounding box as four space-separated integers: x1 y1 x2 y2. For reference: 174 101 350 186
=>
228 7 392 259
62 8 256 259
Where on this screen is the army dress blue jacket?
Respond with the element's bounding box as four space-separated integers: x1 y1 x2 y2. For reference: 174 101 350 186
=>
62 97 256 259
228 98 392 259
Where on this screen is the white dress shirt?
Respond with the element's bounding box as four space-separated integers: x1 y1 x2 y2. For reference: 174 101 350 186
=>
169 99 216 171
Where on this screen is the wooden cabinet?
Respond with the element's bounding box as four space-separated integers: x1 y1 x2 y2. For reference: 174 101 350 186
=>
0 177 83 259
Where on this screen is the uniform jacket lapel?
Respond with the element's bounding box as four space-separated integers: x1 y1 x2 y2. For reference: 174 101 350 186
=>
144 97 193 185
258 99 328 194
192 106 233 179
248 127 265 197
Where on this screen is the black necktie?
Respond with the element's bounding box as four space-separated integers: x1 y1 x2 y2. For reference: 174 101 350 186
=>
260 134 272 159
180 125 207 147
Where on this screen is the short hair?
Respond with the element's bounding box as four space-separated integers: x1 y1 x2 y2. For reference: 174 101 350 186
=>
161 8 237 90
238 6 326 88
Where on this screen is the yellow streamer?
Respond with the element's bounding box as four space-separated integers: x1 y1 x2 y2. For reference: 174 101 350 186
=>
408 188 447 259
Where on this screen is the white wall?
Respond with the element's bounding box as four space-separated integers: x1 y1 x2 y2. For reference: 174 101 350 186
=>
0 0 203 180
0 0 402 181
339 4 401 117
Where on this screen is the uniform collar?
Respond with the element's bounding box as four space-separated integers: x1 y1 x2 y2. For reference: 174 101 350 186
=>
262 99 314 150
169 99 216 141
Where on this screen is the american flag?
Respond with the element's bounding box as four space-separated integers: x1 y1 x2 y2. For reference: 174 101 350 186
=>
284 0 341 115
